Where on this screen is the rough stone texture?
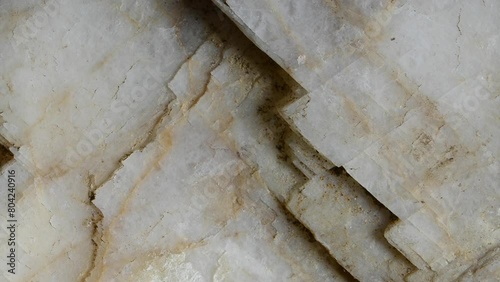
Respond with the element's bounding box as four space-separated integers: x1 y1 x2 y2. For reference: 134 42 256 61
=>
213 0 499 280
0 0 352 281
89 30 352 282
0 0 498 281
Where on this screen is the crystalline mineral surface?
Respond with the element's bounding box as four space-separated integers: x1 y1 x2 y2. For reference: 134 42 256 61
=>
214 0 500 280
0 0 498 281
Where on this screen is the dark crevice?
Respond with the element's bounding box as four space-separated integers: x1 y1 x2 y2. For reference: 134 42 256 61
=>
0 141 14 170
189 1 360 278
81 178 104 282
277 200 359 282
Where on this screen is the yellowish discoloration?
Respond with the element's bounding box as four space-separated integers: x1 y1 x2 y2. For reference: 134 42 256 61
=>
90 124 175 281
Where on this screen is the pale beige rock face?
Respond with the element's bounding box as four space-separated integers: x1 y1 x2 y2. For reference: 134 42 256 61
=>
0 0 214 279
213 0 499 280
1 0 498 281
90 34 352 281
0 0 352 281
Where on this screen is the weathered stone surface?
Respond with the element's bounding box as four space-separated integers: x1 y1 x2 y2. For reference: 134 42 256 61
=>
214 0 500 280
0 0 352 281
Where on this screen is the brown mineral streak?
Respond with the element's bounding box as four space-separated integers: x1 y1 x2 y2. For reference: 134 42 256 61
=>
22 90 73 164
323 0 370 30
91 127 174 281
342 90 373 136
0 143 14 168
334 0 456 188
285 0 464 274
24 239 93 282
263 0 321 70
182 40 224 113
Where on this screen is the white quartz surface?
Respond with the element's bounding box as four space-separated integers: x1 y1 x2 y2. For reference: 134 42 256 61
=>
214 0 500 280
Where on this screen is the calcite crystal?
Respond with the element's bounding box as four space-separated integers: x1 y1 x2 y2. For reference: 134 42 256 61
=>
0 0 498 281
214 0 500 281
1 0 350 281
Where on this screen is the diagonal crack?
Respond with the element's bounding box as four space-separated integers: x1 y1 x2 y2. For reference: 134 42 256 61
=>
455 8 463 69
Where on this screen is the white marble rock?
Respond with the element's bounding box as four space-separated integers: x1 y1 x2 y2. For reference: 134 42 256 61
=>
213 0 500 280
1 0 499 281
0 0 353 281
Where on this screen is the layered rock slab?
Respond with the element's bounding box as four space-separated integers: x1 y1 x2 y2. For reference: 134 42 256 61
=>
90 33 350 281
213 0 500 280
1 0 355 280
2 0 497 280
92 105 347 282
